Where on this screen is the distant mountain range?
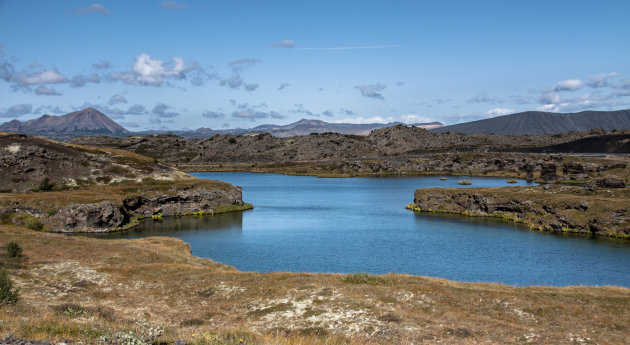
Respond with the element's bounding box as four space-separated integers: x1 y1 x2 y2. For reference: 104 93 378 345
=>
0 107 129 139
0 108 442 139
2 107 630 139
431 109 630 135
139 119 444 138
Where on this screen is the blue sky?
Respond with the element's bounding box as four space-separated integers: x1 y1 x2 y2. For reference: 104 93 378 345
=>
1 0 629 130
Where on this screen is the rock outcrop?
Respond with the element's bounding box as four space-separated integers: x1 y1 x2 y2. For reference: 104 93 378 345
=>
0 133 191 193
410 185 630 239
5 185 246 233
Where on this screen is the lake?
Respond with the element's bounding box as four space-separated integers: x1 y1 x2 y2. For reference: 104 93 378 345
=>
98 172 630 287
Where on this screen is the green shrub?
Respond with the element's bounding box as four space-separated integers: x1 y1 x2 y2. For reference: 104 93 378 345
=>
0 268 19 304
228 137 237 144
54 303 86 317
7 241 22 258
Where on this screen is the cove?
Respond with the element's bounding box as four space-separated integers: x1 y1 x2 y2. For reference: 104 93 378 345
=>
98 172 630 287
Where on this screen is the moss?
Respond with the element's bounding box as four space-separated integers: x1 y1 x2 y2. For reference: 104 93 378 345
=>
213 203 254 214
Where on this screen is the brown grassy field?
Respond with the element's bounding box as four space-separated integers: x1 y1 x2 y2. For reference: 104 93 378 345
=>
0 178 233 209
1 225 629 345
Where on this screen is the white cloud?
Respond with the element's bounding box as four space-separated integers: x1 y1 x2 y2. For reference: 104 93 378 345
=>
485 108 514 117
554 79 583 92
109 53 196 86
399 114 436 124
335 116 394 124
17 69 66 85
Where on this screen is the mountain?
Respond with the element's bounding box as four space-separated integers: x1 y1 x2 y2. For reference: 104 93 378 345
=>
137 119 444 138
431 109 630 135
0 107 129 139
247 118 405 137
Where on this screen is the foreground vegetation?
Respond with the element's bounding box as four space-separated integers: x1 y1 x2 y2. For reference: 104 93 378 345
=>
1 226 629 344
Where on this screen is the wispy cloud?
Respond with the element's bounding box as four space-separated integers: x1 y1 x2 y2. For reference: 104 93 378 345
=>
467 91 499 104
554 79 583 92
75 3 111 15
356 83 386 100
228 58 261 73
587 72 619 88
299 45 402 51
272 40 295 48
108 94 128 105
0 104 32 118
152 103 179 118
92 61 110 69
160 1 187 10
202 111 224 119
35 86 61 96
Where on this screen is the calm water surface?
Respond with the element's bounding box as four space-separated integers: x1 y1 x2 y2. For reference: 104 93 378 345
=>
99 173 630 287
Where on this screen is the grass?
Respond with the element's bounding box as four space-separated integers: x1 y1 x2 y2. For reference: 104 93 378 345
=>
0 225 629 344
0 179 232 209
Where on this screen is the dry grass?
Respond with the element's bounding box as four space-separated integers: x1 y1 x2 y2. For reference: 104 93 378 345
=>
1 225 629 344
0 178 233 208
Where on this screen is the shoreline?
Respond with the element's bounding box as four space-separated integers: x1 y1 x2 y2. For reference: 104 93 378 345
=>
2 225 629 345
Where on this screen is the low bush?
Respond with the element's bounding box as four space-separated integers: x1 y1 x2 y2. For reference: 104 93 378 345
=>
7 241 23 258
342 273 388 285
0 268 19 304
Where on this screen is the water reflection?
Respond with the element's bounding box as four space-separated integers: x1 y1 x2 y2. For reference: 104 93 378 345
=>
96 211 244 239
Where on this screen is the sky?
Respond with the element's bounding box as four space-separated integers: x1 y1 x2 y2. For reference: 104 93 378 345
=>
1 0 630 131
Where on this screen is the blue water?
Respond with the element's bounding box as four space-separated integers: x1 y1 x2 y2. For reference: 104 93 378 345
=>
99 173 630 287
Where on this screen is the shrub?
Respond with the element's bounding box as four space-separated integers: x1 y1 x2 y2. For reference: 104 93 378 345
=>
38 177 55 191
98 319 163 345
228 137 237 144
54 303 86 317
342 273 388 285
0 268 19 304
7 241 22 258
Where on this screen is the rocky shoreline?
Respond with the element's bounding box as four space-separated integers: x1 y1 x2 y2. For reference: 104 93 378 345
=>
409 183 630 239
0 184 250 233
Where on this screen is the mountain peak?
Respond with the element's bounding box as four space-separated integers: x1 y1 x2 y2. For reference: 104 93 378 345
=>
0 107 129 138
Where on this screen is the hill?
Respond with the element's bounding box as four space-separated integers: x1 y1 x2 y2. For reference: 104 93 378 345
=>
0 107 129 139
431 109 630 135
0 132 188 193
137 118 444 138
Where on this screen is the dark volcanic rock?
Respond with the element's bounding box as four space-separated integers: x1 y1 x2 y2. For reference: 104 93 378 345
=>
586 175 627 189
0 133 191 192
41 186 244 232
1 334 51 345
411 186 630 239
